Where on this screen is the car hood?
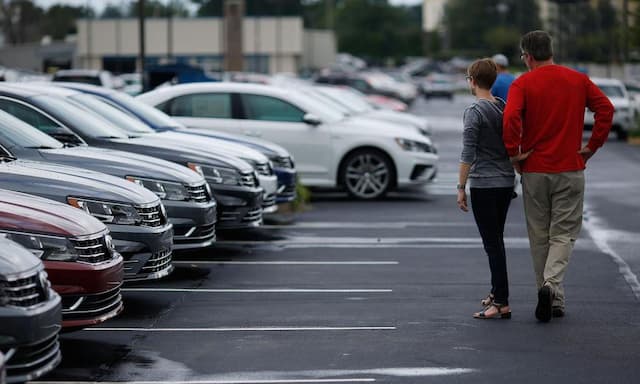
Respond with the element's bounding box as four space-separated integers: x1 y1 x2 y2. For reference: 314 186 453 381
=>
368 110 429 130
0 238 42 275
171 127 290 159
342 115 432 143
37 146 204 185
154 131 270 163
0 189 106 237
0 159 159 206
608 97 630 108
105 136 255 173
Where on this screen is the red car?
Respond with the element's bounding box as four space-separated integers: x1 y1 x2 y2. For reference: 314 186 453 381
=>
0 189 123 330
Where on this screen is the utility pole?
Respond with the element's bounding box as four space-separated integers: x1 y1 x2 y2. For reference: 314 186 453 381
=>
138 0 146 89
224 0 245 71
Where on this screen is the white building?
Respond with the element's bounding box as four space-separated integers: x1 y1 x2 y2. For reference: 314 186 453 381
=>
75 16 335 74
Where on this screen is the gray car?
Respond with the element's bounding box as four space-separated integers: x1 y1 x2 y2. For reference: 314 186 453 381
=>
0 109 216 250
0 156 173 281
0 238 62 383
0 86 263 230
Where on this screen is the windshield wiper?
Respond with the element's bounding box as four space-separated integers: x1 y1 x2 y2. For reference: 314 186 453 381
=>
97 135 125 139
26 145 58 149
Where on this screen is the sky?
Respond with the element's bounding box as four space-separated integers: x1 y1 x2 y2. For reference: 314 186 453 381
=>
35 0 424 13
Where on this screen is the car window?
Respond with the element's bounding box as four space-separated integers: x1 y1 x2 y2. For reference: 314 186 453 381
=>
241 94 305 122
169 93 232 118
597 85 625 98
70 94 154 134
0 109 64 149
350 79 371 93
53 75 102 86
0 98 65 135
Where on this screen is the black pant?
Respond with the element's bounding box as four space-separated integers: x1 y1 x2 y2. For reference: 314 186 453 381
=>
470 187 513 306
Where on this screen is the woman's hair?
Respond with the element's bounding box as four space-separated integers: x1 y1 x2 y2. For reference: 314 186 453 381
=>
467 58 497 90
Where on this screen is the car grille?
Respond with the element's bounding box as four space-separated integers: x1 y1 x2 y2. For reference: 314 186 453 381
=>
0 271 48 308
262 194 276 208
219 207 262 223
278 184 297 199
70 234 113 264
242 207 263 223
272 156 294 169
142 248 172 274
186 183 210 203
254 162 273 176
61 285 122 321
5 333 60 381
135 203 166 227
240 172 258 188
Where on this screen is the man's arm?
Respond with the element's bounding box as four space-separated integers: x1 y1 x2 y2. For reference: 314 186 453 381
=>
585 78 614 152
503 82 525 158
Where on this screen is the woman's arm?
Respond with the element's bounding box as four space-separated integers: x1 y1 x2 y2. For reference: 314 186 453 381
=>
457 162 471 212
458 107 480 212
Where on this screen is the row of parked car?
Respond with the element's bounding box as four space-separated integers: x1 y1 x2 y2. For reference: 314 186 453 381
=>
0 76 438 383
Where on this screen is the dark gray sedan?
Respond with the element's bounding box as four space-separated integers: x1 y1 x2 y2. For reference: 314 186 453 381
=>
0 157 173 281
0 238 62 383
0 109 216 250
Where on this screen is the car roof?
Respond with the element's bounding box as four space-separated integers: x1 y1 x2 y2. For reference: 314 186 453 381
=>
54 69 105 77
590 77 624 86
140 81 290 100
49 81 117 96
4 82 82 97
0 83 44 97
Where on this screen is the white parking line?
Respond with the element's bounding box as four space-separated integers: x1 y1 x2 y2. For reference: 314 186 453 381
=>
34 380 375 384
85 326 397 332
122 288 393 293
172 261 399 265
217 236 530 246
262 222 472 229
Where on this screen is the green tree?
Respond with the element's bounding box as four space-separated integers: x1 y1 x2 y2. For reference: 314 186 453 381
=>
101 4 125 19
128 0 190 17
443 0 541 60
195 0 302 17
43 4 91 40
0 0 44 44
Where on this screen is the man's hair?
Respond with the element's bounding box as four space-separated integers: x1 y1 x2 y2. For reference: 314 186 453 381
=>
521 30 553 61
467 58 497 90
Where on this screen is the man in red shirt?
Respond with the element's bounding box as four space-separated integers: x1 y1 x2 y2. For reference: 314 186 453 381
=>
503 30 613 323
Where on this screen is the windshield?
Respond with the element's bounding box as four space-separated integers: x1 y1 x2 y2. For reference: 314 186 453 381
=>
293 87 352 119
317 87 373 114
31 95 129 139
110 92 184 129
70 94 155 134
598 84 625 98
0 109 63 149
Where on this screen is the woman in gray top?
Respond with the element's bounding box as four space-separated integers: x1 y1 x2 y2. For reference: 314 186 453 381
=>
457 58 525 319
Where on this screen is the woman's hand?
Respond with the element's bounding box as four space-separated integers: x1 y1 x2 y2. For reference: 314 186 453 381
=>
509 149 533 174
457 190 469 212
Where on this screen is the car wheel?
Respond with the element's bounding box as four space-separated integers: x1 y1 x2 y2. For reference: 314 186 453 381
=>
341 150 393 200
617 128 628 141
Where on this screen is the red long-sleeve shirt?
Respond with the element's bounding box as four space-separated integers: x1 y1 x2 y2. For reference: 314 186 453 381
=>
503 65 614 173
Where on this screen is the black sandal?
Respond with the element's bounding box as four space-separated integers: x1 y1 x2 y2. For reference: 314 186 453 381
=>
481 293 494 307
473 303 511 320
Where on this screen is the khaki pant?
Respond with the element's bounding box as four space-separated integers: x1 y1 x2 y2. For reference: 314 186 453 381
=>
522 171 585 309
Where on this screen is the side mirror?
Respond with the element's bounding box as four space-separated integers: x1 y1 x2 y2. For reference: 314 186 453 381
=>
303 113 322 126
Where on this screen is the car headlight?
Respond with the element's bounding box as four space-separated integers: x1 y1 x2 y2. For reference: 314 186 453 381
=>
126 176 190 201
188 163 241 186
0 231 78 261
395 138 435 153
68 197 140 225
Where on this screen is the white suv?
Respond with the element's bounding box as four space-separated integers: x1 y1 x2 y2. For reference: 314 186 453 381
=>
585 77 634 140
138 82 438 199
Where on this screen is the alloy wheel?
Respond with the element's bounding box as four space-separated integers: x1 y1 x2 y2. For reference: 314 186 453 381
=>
343 152 391 199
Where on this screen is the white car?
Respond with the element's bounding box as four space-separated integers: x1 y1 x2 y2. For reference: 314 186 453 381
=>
585 77 634 140
137 82 438 199
313 85 432 136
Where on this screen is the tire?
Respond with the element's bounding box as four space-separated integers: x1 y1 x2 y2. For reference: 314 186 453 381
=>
617 128 628 141
340 149 393 200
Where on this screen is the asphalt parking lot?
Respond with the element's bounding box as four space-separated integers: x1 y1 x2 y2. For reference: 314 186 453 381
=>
37 96 640 384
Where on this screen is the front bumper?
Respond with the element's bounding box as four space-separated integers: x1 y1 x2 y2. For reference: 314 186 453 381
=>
274 168 297 204
258 174 279 213
46 255 124 330
208 183 263 230
164 200 217 250
0 291 62 384
395 152 439 188
109 223 174 282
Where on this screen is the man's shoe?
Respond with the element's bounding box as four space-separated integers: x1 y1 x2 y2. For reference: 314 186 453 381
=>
535 285 553 322
552 307 565 318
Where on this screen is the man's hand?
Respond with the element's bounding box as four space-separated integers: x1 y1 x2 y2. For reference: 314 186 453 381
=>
578 146 594 163
457 190 468 212
509 149 533 174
